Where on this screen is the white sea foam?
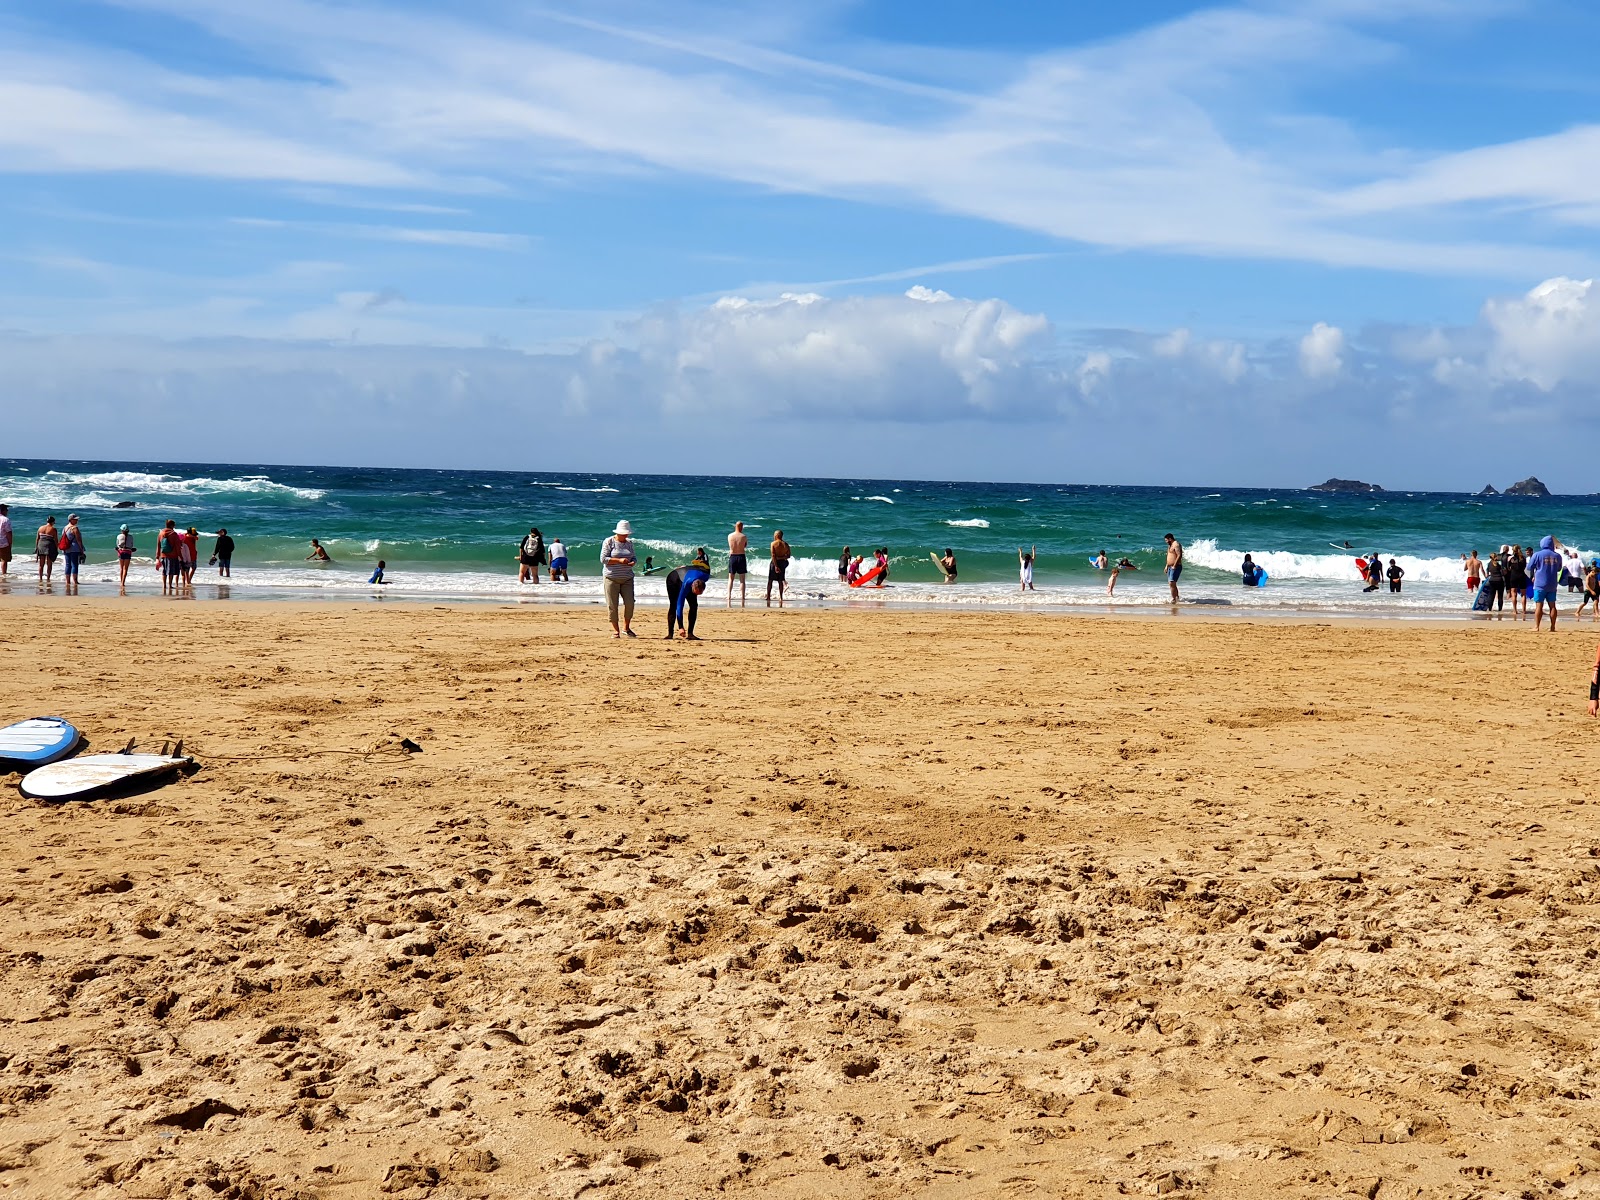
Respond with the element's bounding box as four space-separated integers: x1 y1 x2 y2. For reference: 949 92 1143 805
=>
364 539 381 553
1185 538 1475 584
0 470 326 508
944 518 990 528
863 495 895 504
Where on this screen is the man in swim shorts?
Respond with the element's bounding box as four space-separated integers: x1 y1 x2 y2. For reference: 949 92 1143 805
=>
1577 560 1600 623
767 529 791 608
548 536 568 582
727 521 748 608
1163 533 1183 602
1464 549 1483 593
1529 535 1564 631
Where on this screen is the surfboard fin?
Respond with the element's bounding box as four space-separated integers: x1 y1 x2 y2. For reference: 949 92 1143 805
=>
173 739 183 758
120 738 136 755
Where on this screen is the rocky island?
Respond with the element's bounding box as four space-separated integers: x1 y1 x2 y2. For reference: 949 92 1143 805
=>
1504 476 1552 497
1477 484 1499 496
1307 478 1384 494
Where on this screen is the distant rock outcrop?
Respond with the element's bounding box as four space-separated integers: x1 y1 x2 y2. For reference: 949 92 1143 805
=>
1307 478 1384 494
1504 477 1552 497
1477 484 1498 496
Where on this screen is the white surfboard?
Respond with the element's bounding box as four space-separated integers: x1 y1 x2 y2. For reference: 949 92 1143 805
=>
21 753 190 800
0 717 82 768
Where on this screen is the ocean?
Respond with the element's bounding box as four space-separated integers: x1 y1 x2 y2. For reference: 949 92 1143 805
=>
2 459 1594 616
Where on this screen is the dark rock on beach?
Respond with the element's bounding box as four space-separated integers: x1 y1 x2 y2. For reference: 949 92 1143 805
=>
113 501 138 508
1504 476 1552 497
1307 478 1384 494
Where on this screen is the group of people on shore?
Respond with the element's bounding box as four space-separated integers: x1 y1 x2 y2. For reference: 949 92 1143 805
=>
0 507 238 596
1460 540 1598 627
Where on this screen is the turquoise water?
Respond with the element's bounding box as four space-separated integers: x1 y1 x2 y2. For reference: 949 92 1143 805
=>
2 459 1595 614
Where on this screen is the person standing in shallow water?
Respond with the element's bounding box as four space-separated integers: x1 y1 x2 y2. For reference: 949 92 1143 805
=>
766 529 791 608
1164 533 1183 603
728 521 749 607
35 515 59 583
519 527 544 584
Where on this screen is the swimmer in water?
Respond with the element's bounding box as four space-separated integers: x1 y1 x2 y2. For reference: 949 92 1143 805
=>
938 548 957 583
307 538 331 562
369 560 389 585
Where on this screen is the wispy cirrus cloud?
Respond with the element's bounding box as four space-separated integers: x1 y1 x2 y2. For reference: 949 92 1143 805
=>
0 0 1591 277
229 218 532 251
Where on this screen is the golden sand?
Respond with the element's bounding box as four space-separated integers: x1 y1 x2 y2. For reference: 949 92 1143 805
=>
3 597 1600 1198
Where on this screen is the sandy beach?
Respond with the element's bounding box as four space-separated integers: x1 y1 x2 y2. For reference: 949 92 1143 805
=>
4 597 1600 1198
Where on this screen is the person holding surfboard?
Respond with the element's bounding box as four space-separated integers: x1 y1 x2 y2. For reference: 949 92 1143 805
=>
934 548 957 583
1107 557 1137 596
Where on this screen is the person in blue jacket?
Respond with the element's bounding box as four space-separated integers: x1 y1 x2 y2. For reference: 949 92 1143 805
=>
665 549 712 640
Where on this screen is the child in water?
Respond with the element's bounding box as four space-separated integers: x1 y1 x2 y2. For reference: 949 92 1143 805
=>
369 560 389 585
1018 545 1036 592
847 555 863 584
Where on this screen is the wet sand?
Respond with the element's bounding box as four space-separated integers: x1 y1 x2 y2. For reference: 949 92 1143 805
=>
3 597 1600 1198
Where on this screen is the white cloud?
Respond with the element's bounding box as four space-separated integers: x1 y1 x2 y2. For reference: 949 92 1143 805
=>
586 288 1057 419
1299 321 1345 379
5 276 1600 484
1482 276 1600 391
0 1 1585 276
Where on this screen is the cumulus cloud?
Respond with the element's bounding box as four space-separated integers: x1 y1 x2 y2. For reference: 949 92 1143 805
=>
1482 276 1600 391
4 277 1600 484
1299 321 1345 379
571 288 1058 420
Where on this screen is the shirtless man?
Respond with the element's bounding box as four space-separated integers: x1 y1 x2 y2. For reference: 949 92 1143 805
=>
727 521 749 607
1464 550 1484 594
1163 533 1183 603
767 529 791 608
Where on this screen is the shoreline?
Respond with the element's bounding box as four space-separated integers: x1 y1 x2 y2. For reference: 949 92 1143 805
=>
0 585 1564 626
0 576 1549 623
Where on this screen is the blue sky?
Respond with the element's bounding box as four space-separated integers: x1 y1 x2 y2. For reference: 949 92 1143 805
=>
4 0 1600 488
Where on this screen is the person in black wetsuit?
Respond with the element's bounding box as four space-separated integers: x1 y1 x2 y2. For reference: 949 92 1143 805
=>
1364 551 1382 593
664 550 712 640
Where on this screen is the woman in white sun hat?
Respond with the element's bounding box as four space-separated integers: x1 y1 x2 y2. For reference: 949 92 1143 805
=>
599 520 638 638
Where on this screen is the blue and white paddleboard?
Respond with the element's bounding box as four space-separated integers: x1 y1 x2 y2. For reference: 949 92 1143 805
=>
0 717 81 768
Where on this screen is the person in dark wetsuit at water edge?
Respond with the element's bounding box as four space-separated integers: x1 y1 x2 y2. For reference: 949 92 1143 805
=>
665 550 712 639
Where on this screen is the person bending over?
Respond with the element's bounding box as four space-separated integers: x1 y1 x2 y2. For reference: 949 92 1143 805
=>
665 550 712 640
